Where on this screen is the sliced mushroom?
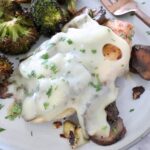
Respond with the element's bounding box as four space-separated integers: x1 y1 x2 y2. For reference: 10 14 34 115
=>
85 100 126 146
130 45 150 80
90 117 126 146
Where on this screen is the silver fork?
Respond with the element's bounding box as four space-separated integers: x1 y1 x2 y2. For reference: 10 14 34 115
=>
101 0 150 27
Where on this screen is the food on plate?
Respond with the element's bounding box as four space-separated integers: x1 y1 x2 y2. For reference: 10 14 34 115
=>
31 0 77 36
53 121 62 128
7 13 134 147
89 102 126 145
130 45 150 80
0 81 12 99
132 86 145 100
105 20 134 45
76 7 108 25
0 55 13 83
0 0 39 55
5 102 22 120
62 121 87 148
0 55 13 98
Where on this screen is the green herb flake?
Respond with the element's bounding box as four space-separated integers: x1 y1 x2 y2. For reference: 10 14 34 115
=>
91 49 97 54
0 104 4 110
43 102 49 110
112 127 117 133
5 103 22 121
50 63 58 74
90 82 101 92
41 53 49 60
37 75 45 79
67 39 73 45
46 86 53 98
146 31 150 35
89 74 101 92
91 73 96 77
59 37 66 42
107 29 111 32
102 125 108 131
80 49 86 53
0 128 5 132
129 109 134 112
28 70 36 78
141 2 146 4
120 33 126 39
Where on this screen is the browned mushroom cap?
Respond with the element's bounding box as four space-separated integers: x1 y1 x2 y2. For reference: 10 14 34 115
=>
90 117 126 146
85 101 126 146
0 81 13 99
130 45 150 80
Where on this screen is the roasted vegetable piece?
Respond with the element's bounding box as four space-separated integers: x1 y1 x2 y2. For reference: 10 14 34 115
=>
132 86 145 100
0 0 39 55
0 55 13 83
57 0 77 15
63 120 87 148
0 56 13 99
130 45 150 80
31 0 70 36
87 102 126 146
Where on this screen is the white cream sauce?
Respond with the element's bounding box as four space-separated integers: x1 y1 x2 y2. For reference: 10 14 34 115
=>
9 14 131 138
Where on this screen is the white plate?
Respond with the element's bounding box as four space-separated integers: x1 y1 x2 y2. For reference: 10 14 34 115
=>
0 0 150 150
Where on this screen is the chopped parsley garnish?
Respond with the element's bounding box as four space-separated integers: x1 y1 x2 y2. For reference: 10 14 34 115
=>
5 103 22 121
46 86 53 98
107 29 111 32
101 125 108 131
67 39 73 45
0 104 4 110
90 74 101 92
59 37 66 42
37 75 45 79
91 49 97 54
50 63 58 74
146 31 150 35
43 102 49 110
128 35 133 41
80 49 86 53
112 127 117 133
129 109 134 112
41 53 49 59
90 82 101 91
0 128 5 132
91 73 96 77
28 70 36 78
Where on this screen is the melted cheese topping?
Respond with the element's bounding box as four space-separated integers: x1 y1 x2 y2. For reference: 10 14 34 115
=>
9 14 131 138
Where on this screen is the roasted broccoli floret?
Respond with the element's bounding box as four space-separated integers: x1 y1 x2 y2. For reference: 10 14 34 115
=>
31 0 77 36
0 55 13 83
0 0 39 55
57 0 77 15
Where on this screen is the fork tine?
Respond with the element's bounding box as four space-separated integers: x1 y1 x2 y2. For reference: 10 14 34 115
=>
101 0 112 6
101 0 132 13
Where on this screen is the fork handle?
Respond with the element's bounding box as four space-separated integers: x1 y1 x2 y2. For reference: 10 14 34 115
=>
134 8 150 27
